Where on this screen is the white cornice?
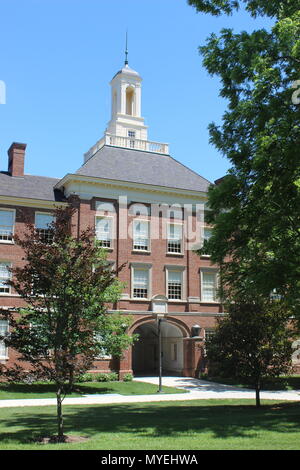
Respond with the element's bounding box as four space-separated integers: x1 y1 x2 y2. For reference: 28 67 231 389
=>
0 195 67 209
55 173 208 202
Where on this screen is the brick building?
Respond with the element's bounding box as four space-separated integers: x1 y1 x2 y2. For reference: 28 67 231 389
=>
0 60 227 378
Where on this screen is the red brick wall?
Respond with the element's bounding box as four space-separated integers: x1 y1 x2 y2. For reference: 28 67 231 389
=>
0 196 222 378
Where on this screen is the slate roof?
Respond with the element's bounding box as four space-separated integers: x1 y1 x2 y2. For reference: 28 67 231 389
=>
76 145 211 193
0 172 65 202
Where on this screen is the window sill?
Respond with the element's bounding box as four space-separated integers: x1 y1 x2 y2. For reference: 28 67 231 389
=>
166 252 184 257
0 240 14 245
167 299 187 303
132 250 151 255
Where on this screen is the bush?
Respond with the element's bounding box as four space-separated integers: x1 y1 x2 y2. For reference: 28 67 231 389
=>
96 372 119 382
123 373 133 382
77 373 95 383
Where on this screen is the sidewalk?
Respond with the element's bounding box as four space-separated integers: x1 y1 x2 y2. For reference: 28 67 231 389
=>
0 376 299 408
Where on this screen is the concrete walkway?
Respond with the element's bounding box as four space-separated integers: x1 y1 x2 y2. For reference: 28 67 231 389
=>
0 376 299 408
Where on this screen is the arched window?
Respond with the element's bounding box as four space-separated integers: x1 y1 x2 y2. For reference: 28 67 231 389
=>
126 86 134 115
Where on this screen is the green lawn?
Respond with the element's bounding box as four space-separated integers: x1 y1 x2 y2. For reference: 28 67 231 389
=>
0 380 185 400
1 400 300 450
203 375 300 391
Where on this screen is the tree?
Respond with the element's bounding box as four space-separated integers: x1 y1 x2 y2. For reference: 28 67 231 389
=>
206 299 293 407
188 0 300 316
0 205 135 442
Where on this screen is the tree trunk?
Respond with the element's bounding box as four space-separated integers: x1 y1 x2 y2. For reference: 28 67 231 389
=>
56 386 65 441
255 380 261 408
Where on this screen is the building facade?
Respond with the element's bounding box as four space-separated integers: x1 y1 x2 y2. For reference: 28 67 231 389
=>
0 61 235 378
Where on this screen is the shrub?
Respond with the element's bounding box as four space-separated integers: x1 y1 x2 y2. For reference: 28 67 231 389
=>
96 372 119 382
123 373 133 382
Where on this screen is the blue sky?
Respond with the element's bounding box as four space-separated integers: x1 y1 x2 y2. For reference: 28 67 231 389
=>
0 0 273 183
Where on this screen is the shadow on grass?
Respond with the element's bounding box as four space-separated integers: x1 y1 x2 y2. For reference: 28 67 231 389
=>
0 383 118 397
1 401 300 445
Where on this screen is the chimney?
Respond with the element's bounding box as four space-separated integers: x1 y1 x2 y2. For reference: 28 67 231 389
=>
7 142 26 177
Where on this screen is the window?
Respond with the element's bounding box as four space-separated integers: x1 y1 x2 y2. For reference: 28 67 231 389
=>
201 271 218 302
205 329 216 342
95 201 116 214
129 204 150 217
35 213 55 244
0 263 11 294
0 320 8 358
202 228 212 255
167 223 182 254
168 270 182 300
128 130 136 148
0 210 15 242
95 333 112 359
95 217 113 248
132 268 149 299
133 220 150 251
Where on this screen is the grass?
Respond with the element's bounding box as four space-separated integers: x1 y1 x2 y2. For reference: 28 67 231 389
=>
0 380 185 400
202 375 300 391
1 399 300 450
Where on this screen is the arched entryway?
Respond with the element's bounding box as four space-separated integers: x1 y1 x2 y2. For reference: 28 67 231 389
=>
132 320 185 376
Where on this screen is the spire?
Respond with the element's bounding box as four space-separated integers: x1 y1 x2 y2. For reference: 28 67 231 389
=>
125 31 129 66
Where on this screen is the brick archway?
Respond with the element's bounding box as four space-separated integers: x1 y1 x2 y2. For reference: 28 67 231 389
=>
131 318 188 377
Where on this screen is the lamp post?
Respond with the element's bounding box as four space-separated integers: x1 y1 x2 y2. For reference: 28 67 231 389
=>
156 314 165 393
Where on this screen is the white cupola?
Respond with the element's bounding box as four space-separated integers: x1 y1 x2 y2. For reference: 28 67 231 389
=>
83 42 169 163
105 62 148 142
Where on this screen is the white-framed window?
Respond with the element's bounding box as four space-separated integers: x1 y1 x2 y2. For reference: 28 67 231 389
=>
167 223 183 254
95 201 116 214
35 212 55 244
95 217 113 249
94 333 112 360
205 328 216 342
128 130 136 148
0 262 11 294
0 209 15 242
167 269 183 300
202 227 212 255
129 203 150 217
0 320 9 358
132 267 150 299
133 220 150 251
201 270 218 302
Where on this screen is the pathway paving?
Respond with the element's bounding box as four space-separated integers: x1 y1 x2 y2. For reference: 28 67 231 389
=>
0 376 299 408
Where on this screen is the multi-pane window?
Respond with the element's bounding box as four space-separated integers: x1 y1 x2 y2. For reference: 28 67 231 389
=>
167 224 182 254
168 270 182 300
95 217 113 248
0 320 9 358
35 213 55 244
132 268 149 299
201 271 218 302
202 228 212 255
0 210 15 242
128 130 136 148
133 220 150 251
95 333 111 359
205 329 216 342
0 263 11 294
